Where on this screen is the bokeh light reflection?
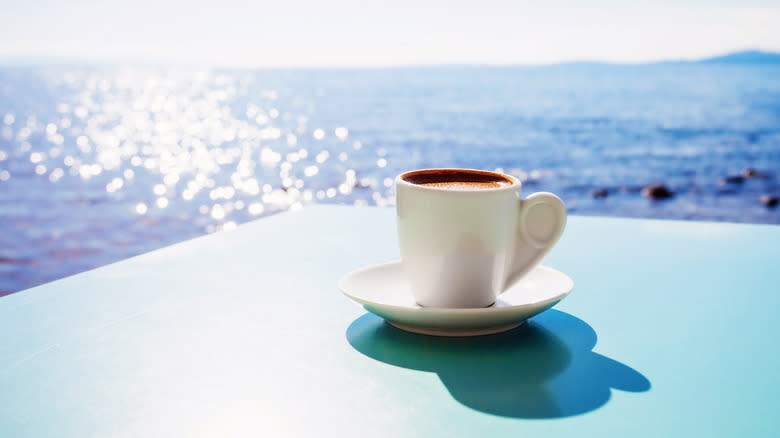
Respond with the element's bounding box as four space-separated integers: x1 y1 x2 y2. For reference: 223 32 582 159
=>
0 67 408 294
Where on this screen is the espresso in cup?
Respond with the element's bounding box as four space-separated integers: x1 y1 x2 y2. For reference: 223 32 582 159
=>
396 168 566 308
402 169 514 191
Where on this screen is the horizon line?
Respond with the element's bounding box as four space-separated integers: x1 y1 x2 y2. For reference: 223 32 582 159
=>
1 49 778 70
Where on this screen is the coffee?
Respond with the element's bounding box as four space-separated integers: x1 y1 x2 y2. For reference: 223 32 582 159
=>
402 169 513 191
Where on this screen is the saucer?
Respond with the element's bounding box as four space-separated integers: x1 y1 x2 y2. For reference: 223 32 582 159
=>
339 261 573 337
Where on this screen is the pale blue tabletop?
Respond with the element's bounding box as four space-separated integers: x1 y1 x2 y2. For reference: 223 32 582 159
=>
1 205 778 436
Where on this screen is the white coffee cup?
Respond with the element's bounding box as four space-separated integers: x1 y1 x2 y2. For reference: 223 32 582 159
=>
395 168 566 308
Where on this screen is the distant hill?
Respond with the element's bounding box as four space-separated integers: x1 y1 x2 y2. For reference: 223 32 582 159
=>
553 51 780 68
519 50 780 67
693 50 780 64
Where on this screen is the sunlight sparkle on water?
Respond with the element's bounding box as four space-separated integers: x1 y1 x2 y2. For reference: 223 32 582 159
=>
248 202 264 215
106 177 124 193
335 127 348 140
1 68 398 235
211 204 225 220
316 150 329 163
49 168 64 182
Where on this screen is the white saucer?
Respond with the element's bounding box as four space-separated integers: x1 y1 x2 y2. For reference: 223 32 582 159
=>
339 261 573 337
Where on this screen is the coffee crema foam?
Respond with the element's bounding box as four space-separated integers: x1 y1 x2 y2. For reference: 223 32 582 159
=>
417 181 508 190
402 169 513 191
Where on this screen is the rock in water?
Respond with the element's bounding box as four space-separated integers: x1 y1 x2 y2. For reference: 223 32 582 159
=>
759 195 779 208
741 167 768 178
641 184 674 200
590 189 608 199
720 175 745 184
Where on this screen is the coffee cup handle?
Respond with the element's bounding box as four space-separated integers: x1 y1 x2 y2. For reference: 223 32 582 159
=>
505 192 567 289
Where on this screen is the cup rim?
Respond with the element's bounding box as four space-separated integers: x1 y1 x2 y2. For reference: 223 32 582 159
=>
396 168 520 193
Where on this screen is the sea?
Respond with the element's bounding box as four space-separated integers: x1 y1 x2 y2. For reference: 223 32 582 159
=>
1 63 779 294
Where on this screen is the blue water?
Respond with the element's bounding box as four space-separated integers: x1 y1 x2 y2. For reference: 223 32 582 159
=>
1 64 779 294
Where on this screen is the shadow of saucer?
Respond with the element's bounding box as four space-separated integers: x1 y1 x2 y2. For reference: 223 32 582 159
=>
346 309 650 418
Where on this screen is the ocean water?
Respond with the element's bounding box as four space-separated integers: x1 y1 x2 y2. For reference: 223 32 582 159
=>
1 64 779 294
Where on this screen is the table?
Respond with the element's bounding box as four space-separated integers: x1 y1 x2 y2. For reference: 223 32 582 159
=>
1 205 778 436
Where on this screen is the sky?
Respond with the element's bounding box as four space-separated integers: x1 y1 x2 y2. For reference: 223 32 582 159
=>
0 0 779 67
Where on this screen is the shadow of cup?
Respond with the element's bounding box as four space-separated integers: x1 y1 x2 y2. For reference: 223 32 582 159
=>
347 309 650 418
